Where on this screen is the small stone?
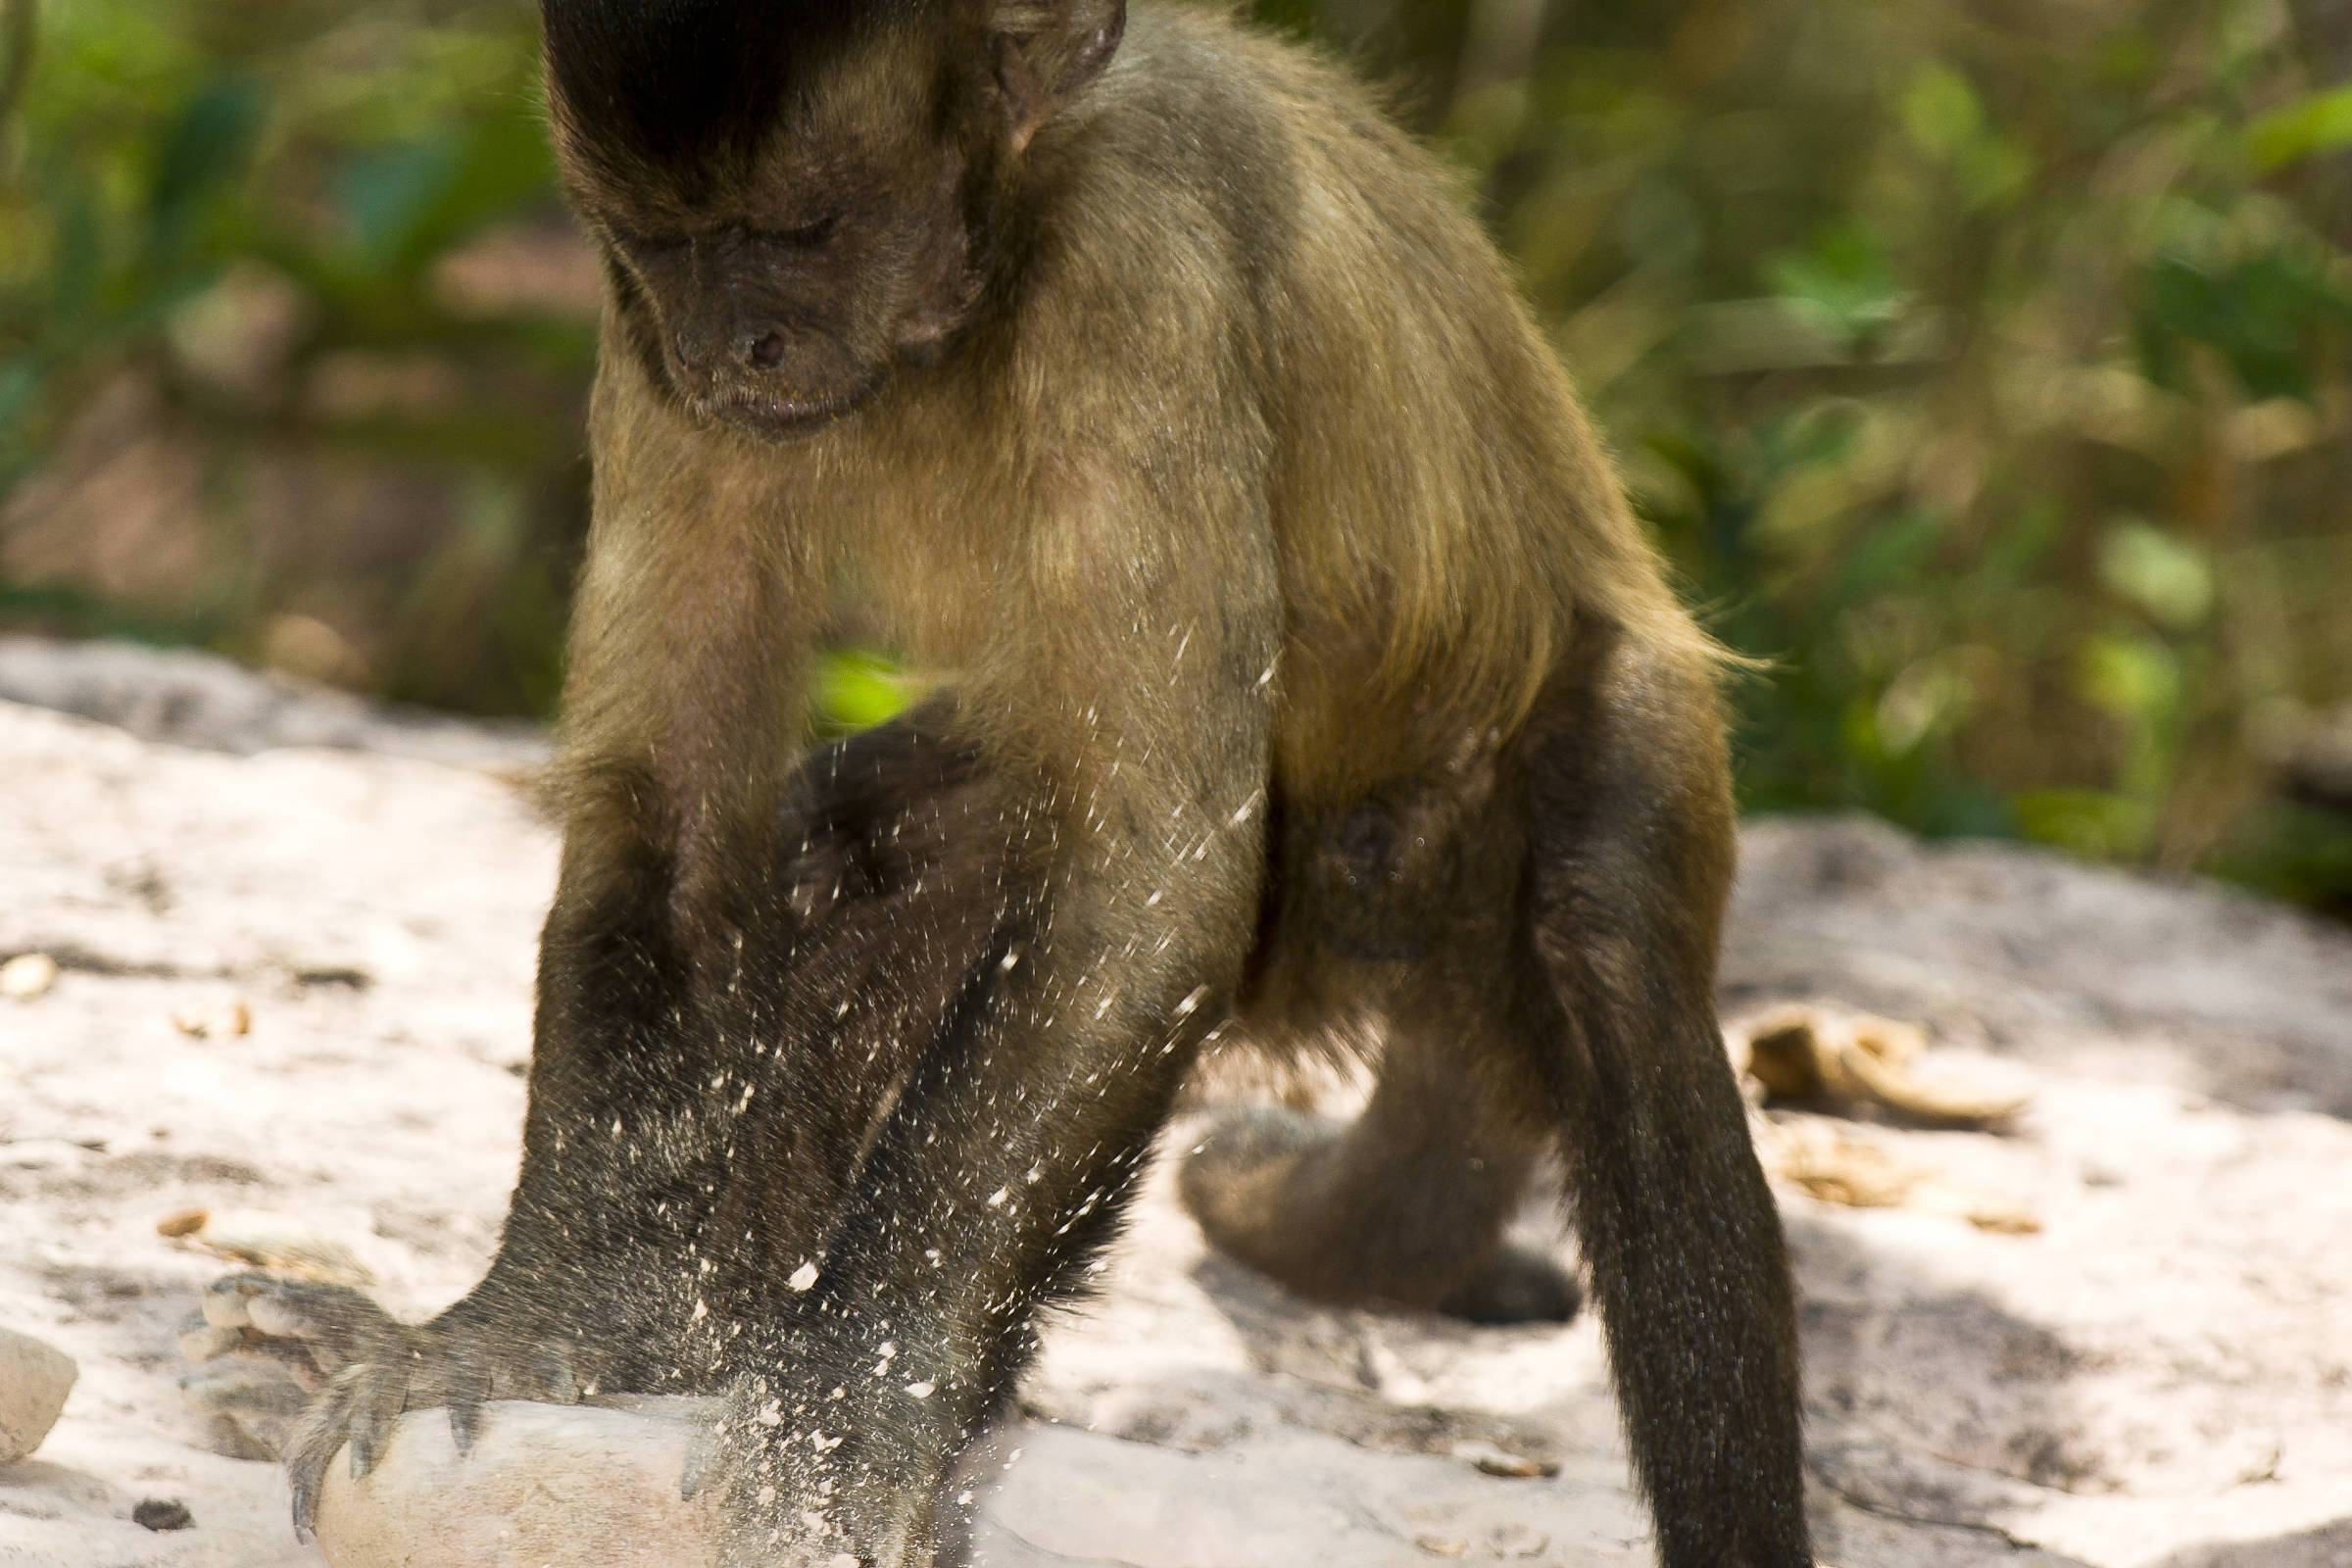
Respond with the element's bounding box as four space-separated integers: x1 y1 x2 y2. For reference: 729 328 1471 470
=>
0 1327 78 1463
156 1206 210 1238
133 1498 195 1531
1414 1537 1468 1557
0 953 58 1001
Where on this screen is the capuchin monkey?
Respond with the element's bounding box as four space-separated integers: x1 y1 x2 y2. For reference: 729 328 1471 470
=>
229 3 1813 1564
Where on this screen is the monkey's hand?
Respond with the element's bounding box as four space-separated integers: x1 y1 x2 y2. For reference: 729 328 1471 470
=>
191 1272 595 1541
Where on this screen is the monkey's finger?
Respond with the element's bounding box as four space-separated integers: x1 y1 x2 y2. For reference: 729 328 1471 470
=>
220 1325 341 1389
287 1371 366 1542
526 1341 583 1404
679 1422 726 1501
289 1462 322 1546
445 1356 493 1456
237 1275 397 1348
177 1310 242 1361
201 1275 260 1329
346 1371 408 1480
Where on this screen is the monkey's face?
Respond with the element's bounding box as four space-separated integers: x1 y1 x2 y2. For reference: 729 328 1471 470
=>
546 15 990 441
591 142 979 440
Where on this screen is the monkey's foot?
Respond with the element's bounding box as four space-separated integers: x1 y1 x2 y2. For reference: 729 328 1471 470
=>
1179 1106 1581 1326
1433 1243 1582 1325
190 1272 593 1540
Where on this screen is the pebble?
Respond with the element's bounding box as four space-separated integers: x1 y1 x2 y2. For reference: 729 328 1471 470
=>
0 952 58 1001
133 1497 195 1531
0 1327 78 1463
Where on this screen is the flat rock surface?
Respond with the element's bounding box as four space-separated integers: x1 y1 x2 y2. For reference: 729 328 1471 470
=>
1 658 2349 1567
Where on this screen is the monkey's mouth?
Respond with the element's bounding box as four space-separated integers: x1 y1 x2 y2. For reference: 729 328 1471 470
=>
694 375 887 440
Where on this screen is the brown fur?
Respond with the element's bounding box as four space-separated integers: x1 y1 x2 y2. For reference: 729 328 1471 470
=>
263 6 1810 1566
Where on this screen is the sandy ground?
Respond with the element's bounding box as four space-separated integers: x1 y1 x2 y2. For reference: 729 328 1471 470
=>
2 642 2350 1567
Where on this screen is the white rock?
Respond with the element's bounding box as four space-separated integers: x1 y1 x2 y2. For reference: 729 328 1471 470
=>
315 1397 722 1568
0 1328 77 1463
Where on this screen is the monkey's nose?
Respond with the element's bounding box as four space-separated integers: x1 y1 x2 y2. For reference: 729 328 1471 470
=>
746 332 790 369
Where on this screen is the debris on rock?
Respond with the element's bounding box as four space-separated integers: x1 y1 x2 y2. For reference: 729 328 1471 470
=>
1766 1117 2041 1233
1735 1002 2032 1126
171 996 252 1039
0 1327 78 1463
160 1210 373 1285
0 951 59 1000
1447 1439 1560 1479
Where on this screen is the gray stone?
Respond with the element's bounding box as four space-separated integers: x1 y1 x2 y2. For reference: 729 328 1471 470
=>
0 1328 78 1463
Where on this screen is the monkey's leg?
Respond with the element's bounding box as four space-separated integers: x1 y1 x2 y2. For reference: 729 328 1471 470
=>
1179 999 1579 1324
1518 636 1811 1568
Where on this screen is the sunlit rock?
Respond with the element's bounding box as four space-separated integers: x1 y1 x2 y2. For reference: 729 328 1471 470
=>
315 1397 721 1568
0 1328 77 1463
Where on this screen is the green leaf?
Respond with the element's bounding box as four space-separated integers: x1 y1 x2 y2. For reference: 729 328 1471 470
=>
2245 85 2352 171
1901 62 1983 157
815 649 922 736
2077 631 2180 724
2097 520 2212 631
147 76 264 261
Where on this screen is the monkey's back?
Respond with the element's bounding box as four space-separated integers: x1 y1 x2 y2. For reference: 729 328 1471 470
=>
1040 5 1705 797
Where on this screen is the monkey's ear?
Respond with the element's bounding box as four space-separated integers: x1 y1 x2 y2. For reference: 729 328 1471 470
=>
990 0 1126 152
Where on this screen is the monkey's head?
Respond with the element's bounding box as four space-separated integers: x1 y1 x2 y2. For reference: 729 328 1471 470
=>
542 0 1124 439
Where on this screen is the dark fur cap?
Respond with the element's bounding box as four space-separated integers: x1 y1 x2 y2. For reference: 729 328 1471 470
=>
540 1 930 167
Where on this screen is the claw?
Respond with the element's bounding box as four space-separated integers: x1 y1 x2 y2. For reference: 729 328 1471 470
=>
347 1371 406 1480
448 1359 492 1455
680 1421 726 1502
289 1366 364 1539
290 1468 318 1546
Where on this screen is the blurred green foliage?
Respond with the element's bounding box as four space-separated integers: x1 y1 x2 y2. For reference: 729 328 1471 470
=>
0 0 588 714
2 0 2350 910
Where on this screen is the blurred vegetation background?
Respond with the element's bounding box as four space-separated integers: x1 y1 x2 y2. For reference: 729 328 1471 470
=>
2 0 2349 912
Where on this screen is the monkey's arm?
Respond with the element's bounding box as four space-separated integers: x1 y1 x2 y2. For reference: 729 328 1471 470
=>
710 450 1284 1557
453 358 836 1360
273 361 840 1534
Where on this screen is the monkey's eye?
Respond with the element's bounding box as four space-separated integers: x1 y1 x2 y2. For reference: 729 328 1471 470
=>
755 213 841 249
